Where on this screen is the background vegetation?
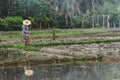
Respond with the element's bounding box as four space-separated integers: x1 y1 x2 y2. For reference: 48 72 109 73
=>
0 0 120 31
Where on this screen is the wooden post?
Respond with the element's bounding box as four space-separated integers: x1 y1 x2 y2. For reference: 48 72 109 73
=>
52 28 55 40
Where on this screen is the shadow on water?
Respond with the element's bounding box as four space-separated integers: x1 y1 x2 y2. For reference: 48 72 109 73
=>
0 62 120 80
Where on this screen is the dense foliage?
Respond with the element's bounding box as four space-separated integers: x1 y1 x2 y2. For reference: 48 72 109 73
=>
0 0 120 30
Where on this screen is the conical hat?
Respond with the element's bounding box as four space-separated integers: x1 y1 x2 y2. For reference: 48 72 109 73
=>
23 19 31 25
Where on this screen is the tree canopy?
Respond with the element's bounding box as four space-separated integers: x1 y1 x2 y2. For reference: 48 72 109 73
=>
0 0 120 30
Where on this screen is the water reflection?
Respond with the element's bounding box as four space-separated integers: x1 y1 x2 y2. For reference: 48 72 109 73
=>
24 67 33 76
24 52 34 76
0 63 120 80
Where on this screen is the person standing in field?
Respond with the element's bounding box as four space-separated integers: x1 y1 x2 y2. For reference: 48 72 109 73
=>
22 19 31 46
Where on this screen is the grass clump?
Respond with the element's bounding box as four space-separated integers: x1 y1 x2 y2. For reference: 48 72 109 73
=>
97 53 104 61
77 57 87 61
30 53 42 59
0 38 120 51
107 52 116 56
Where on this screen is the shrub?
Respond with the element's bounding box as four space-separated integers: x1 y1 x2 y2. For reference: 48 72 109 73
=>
0 18 8 31
5 16 23 31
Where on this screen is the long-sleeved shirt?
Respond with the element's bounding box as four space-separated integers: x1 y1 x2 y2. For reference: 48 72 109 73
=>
22 25 29 36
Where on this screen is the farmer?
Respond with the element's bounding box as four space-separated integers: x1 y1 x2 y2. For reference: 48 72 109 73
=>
22 19 31 46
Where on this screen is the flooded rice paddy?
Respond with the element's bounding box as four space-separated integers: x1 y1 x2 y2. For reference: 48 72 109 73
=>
0 63 120 80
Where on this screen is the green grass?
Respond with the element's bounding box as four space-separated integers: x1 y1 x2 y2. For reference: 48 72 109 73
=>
1 38 120 51
31 38 120 47
0 28 108 39
0 43 39 51
55 28 108 36
30 53 42 59
107 52 116 56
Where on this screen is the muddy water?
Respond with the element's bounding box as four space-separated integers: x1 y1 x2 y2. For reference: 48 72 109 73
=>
0 63 120 80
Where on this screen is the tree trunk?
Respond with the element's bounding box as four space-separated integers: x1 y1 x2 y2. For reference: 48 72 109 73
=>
107 15 110 29
102 15 105 28
97 15 100 25
92 15 95 28
67 10 74 28
85 0 88 12
39 22 42 29
65 14 68 27
4 0 8 17
113 22 115 28
82 20 84 29
119 15 120 28
119 19 120 28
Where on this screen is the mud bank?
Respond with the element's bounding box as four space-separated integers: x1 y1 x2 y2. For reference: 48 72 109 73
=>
40 42 120 56
0 54 120 68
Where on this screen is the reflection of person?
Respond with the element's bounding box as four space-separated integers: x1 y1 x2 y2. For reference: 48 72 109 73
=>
24 52 33 76
24 67 33 76
22 19 31 45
